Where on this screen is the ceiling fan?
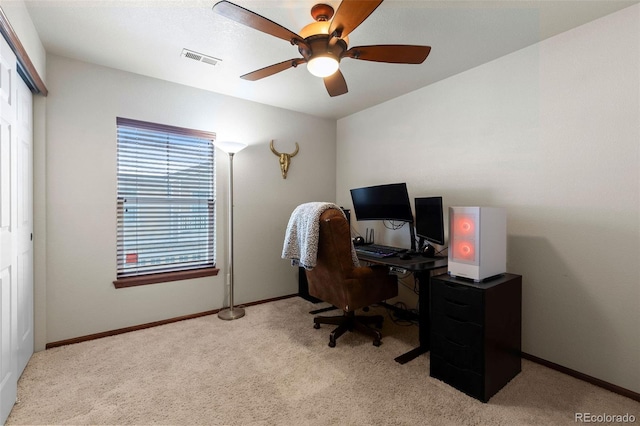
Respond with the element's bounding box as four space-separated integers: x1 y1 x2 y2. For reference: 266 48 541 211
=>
213 0 431 97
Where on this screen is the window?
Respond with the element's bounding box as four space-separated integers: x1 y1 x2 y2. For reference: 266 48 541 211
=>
114 117 218 288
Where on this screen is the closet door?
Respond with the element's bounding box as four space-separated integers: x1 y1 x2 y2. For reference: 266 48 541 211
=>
16 77 33 376
0 35 18 425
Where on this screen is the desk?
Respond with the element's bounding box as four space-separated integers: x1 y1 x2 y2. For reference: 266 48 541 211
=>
356 253 448 364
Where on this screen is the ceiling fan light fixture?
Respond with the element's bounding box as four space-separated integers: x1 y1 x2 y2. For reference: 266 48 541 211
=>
299 21 349 45
213 0 431 97
299 21 329 39
307 55 339 78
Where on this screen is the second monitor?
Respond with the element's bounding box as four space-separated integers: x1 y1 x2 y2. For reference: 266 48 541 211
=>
414 196 445 257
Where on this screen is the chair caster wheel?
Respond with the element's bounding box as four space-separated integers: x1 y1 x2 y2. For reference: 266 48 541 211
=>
314 323 320 329
373 340 381 347
328 340 336 348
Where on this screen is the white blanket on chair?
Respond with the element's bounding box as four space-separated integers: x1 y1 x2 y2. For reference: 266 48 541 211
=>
282 202 360 270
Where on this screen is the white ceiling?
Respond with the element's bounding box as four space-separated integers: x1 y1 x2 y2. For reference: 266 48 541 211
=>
24 0 638 119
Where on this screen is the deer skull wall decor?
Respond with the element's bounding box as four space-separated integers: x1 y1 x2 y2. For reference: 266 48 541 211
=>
270 140 299 179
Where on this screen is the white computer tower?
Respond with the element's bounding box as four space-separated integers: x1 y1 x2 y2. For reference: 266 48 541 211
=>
447 207 506 282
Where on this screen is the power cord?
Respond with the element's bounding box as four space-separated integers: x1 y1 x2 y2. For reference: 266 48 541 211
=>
384 301 418 326
383 220 406 231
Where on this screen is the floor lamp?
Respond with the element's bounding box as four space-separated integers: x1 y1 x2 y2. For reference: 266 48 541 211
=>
215 141 247 321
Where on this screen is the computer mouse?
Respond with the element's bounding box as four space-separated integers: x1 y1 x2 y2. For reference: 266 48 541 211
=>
399 253 412 260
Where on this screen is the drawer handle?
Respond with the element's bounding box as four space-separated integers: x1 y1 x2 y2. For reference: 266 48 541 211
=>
444 297 468 307
445 315 469 325
444 336 466 348
444 282 469 291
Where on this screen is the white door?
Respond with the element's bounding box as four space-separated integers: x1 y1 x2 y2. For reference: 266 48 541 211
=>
16 77 33 377
0 35 18 425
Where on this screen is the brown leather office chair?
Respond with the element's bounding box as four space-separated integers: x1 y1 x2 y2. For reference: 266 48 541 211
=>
306 208 398 347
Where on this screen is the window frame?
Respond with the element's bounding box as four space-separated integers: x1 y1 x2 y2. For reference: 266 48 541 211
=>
113 117 219 288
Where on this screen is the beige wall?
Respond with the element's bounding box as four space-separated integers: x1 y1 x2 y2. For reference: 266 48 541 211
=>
337 5 640 393
41 54 336 346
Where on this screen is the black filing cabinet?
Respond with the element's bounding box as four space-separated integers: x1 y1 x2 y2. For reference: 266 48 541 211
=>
430 273 522 402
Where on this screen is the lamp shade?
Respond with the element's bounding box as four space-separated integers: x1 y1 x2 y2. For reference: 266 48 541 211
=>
307 56 339 78
215 141 247 154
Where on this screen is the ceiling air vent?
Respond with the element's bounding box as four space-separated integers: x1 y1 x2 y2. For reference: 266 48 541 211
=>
181 49 222 66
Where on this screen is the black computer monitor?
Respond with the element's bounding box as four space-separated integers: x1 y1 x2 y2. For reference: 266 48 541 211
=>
350 183 413 222
350 183 416 251
414 196 445 256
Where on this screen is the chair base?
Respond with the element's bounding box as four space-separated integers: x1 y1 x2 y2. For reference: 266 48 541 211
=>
313 311 384 347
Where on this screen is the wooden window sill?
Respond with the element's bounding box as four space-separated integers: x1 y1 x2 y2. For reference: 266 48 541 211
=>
114 267 220 288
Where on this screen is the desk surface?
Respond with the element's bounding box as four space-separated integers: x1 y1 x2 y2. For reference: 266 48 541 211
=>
357 253 448 272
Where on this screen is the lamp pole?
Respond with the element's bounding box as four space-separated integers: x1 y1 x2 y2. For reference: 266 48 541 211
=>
216 142 247 321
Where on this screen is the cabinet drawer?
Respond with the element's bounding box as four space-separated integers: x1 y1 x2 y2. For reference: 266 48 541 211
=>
431 332 483 373
431 313 483 348
430 354 485 401
431 280 483 323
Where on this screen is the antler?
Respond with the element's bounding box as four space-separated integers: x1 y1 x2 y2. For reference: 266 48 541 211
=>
290 142 299 157
269 140 281 156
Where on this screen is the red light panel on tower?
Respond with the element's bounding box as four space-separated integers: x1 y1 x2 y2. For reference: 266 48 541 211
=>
452 239 476 262
453 214 476 237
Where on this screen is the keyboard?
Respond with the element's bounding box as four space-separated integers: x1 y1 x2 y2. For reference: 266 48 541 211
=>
354 244 404 258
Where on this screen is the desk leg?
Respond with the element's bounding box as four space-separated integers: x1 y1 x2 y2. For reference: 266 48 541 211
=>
394 271 430 364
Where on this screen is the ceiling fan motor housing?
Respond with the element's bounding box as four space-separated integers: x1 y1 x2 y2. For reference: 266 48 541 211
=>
298 34 347 62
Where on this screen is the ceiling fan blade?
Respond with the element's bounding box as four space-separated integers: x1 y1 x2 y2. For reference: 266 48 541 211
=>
324 70 348 97
213 1 304 45
241 58 306 81
329 0 383 39
345 45 431 64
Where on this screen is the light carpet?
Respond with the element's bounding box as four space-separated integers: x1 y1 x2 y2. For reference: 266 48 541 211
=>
7 296 639 425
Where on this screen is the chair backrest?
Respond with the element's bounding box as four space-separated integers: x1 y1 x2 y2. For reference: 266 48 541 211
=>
305 207 399 312
318 208 355 273
305 208 355 310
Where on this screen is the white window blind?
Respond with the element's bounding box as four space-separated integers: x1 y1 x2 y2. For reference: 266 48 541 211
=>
116 117 216 281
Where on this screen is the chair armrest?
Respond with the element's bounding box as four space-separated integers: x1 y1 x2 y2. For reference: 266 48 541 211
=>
344 265 398 310
349 265 391 280
350 266 376 279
